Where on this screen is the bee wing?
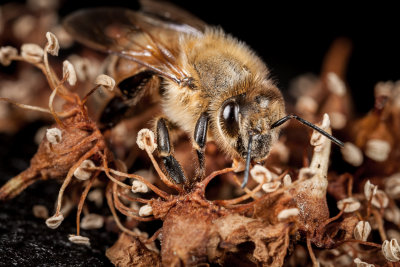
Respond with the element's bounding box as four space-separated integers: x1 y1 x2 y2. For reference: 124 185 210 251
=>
63 7 199 84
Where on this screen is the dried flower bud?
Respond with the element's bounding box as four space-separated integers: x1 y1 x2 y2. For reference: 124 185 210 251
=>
95 74 115 91
341 142 363 167
68 234 90 246
32 205 49 219
382 239 400 262
337 197 361 213
283 174 292 187
74 159 95 181
326 72 346 96
46 127 62 144
354 221 371 241
45 32 59 56
250 165 272 184
139 204 153 217
385 173 400 199
131 180 149 193
21 43 44 63
365 139 391 162
262 181 281 193
136 128 157 153
277 208 299 221
81 213 104 230
353 258 374 267
87 189 103 208
0 46 18 66
371 190 389 209
62 60 77 86
364 180 378 201
46 213 64 229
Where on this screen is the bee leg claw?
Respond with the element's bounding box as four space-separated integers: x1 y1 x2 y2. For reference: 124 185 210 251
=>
193 113 209 181
156 118 187 184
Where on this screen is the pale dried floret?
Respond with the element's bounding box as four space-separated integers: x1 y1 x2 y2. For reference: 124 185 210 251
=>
353 258 374 267
45 213 64 229
68 55 92 81
283 174 292 186
62 60 77 86
21 43 44 63
295 96 318 114
136 128 157 153
371 190 389 209
310 113 330 148
45 32 59 56
68 234 90 246
51 25 74 49
326 72 346 96
32 205 49 219
87 189 103 208
139 204 153 217
353 221 371 241
46 127 62 144
250 164 272 184
337 197 361 213
382 239 400 262
375 81 393 98
341 142 363 167
131 180 149 193
328 112 347 129
385 206 400 225
364 180 378 201
81 213 104 230
0 46 18 66
385 173 400 199
12 15 36 40
95 74 115 91
74 160 96 181
277 208 299 221
262 181 281 193
365 139 391 162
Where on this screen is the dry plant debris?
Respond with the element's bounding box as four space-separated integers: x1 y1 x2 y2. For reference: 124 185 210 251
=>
1 3 400 267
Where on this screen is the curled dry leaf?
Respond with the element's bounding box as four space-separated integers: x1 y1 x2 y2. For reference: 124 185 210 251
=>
0 46 18 66
46 127 62 144
250 164 272 184
136 129 157 153
341 142 363 167
62 60 77 86
95 74 115 91
45 32 59 56
73 159 95 181
353 221 371 241
337 197 361 213
131 180 149 193
68 234 91 246
81 213 104 230
21 43 44 63
382 239 400 262
45 213 64 229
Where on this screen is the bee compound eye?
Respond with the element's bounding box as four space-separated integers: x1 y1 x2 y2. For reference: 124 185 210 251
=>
221 102 239 132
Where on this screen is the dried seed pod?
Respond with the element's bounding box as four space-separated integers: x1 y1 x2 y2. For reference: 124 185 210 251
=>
45 213 64 229
353 221 371 241
365 139 391 162
73 159 95 181
95 74 115 91
131 180 149 193
250 164 272 184
353 258 374 267
139 204 153 217
382 239 400 262
68 234 90 246
341 142 363 167
262 181 281 193
0 46 18 66
62 60 77 86
337 197 361 213
371 190 389 209
364 180 378 201
136 129 157 153
45 32 59 56
46 127 62 144
81 213 104 230
385 173 400 199
283 174 292 186
277 208 299 221
21 43 44 63
32 205 49 219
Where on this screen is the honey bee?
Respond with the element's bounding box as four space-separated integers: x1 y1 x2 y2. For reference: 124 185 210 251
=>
64 0 343 188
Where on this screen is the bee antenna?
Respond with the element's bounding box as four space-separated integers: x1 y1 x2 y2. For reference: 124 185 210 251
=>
241 134 254 188
270 114 344 147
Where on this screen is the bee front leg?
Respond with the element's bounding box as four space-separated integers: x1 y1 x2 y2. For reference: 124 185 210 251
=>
193 113 209 181
156 118 187 185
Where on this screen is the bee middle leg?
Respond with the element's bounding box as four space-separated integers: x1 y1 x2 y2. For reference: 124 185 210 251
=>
193 113 209 181
156 118 187 185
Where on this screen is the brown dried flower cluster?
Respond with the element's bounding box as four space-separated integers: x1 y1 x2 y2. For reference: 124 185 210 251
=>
1 3 400 267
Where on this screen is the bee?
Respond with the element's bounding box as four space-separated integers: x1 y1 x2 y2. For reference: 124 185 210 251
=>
64 0 343 188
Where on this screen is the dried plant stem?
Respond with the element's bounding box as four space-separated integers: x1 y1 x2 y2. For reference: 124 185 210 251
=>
145 228 162 244
48 81 66 128
232 174 259 199
307 236 319 267
335 239 381 248
201 166 236 192
57 133 99 156
81 85 100 105
317 208 345 233
215 178 263 206
0 97 52 114
76 173 98 236
144 147 184 193
372 209 387 241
